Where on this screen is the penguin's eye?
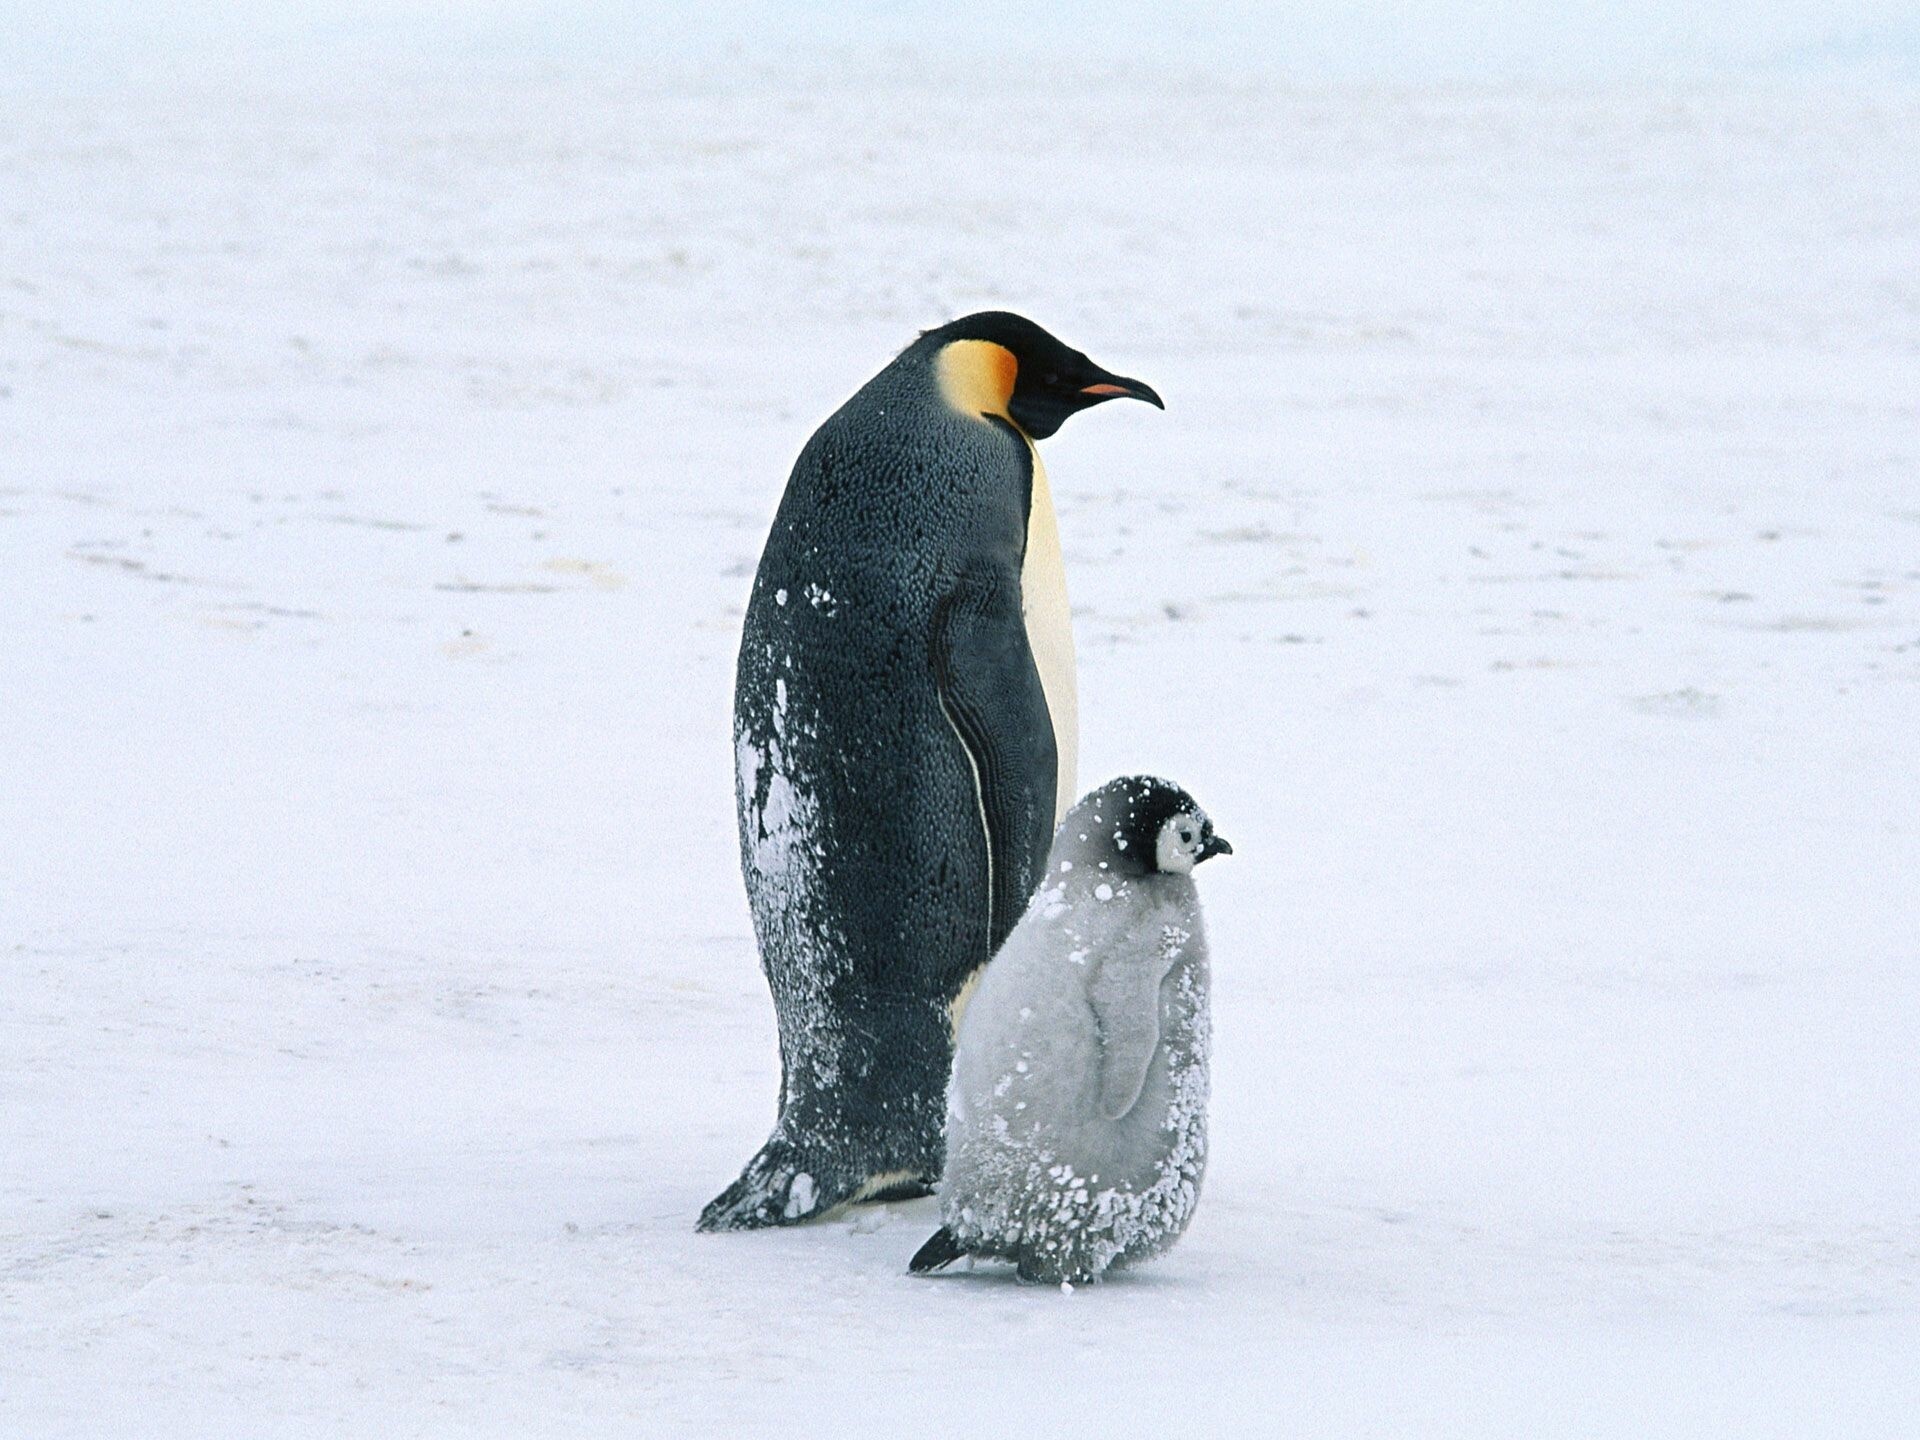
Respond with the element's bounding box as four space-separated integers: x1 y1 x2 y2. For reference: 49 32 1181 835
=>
1179 829 1194 846
1045 371 1060 386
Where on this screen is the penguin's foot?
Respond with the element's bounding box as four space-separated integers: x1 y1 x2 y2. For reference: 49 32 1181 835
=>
908 1226 968 1274
1015 1254 1101 1286
698 1138 849 1232
859 1174 934 1205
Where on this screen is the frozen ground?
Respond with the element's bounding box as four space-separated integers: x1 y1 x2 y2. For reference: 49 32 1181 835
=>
3 59 1918 1436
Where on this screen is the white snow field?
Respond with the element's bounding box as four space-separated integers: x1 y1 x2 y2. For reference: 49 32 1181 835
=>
4 58 1918 1437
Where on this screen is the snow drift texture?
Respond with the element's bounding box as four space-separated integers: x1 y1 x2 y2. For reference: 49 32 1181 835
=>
4 54 1918 1438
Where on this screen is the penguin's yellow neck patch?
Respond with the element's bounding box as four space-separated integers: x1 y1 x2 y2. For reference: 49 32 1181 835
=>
936 340 1018 422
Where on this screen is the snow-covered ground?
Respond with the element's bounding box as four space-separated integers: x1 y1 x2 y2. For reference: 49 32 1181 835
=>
4 60 1917 1436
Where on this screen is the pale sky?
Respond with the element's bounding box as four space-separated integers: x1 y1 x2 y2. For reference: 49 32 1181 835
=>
6 0 1918 83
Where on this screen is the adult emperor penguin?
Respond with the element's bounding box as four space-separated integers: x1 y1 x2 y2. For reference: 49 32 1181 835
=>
910 776 1230 1284
700 313 1163 1232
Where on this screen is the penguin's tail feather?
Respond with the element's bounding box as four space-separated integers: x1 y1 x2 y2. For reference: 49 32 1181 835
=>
909 1226 968 1275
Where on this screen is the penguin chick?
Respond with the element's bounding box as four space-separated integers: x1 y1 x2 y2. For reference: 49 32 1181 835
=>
910 776 1231 1285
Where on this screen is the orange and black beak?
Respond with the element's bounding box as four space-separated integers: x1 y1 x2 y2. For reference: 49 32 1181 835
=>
1078 374 1165 409
1010 360 1164 438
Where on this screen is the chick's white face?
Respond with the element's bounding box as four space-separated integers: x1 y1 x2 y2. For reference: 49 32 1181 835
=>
1155 810 1209 875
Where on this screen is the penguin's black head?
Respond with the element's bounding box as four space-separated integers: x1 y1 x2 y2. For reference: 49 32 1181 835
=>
1070 774 1232 878
920 311 1163 440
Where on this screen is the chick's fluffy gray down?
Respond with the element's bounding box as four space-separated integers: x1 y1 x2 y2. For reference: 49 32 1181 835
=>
937 818 1211 1283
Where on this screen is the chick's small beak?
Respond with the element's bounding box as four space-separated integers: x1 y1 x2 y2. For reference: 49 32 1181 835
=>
1079 374 1164 409
1200 834 1233 861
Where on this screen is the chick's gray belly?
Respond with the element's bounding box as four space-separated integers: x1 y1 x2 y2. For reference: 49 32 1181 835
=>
941 965 1208 1280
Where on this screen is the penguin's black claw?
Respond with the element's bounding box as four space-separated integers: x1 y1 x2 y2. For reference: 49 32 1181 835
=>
698 1140 836 1232
695 1181 777 1233
908 1226 967 1274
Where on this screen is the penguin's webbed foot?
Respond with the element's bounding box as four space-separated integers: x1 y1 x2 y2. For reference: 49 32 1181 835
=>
698 1137 841 1232
1014 1249 1102 1286
861 1174 935 1204
908 1226 968 1274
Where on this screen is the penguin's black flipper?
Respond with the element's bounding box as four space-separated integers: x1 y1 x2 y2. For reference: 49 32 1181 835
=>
909 1226 968 1274
930 565 1058 953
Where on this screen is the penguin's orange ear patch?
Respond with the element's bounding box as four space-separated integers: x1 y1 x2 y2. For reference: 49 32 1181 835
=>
936 340 1019 422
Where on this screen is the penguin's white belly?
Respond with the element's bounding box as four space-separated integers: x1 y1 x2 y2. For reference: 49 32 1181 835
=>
1021 448 1077 821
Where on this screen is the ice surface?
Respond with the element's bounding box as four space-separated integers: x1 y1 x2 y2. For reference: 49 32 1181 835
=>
3 57 1918 1437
